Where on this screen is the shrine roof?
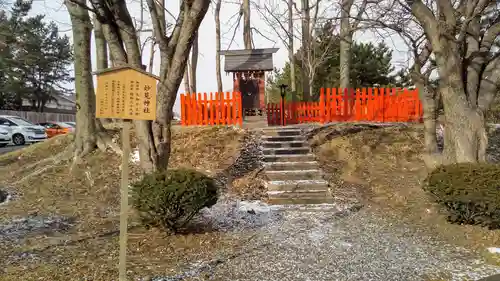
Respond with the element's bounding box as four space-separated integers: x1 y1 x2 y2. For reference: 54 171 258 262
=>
219 48 279 72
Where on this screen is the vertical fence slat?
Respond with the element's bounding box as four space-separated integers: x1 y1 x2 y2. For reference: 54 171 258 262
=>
203 92 208 125
225 92 231 124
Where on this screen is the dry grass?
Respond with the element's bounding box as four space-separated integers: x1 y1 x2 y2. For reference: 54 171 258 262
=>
0 125 247 281
312 123 500 251
229 168 267 200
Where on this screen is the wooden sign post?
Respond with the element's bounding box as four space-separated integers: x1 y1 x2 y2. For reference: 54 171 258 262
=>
93 65 159 281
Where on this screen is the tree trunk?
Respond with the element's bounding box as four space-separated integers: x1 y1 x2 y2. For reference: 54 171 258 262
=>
243 0 251 49
93 13 113 125
339 0 354 89
288 0 296 101
214 0 223 93
90 0 210 172
300 0 310 101
93 14 108 70
189 32 198 93
148 40 155 72
147 0 210 171
65 0 97 157
183 61 191 93
441 87 488 163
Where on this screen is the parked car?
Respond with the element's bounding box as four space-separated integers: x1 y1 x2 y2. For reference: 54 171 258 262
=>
0 115 47 145
37 121 75 138
0 127 12 148
65 122 75 127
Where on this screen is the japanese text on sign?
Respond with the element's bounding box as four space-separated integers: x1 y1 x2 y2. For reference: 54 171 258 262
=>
95 67 157 120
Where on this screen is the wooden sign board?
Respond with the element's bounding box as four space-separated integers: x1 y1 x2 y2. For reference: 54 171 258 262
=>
95 66 158 120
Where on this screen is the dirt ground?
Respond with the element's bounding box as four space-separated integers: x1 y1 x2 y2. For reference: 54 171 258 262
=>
309 123 500 254
0 125 247 281
2 123 500 280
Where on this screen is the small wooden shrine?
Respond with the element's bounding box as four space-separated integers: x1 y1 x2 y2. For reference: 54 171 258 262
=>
219 48 278 116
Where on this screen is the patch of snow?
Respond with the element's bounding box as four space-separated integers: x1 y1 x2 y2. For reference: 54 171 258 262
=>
0 215 74 244
488 247 500 254
196 199 281 232
267 179 328 185
267 190 326 195
265 169 320 174
237 200 271 214
130 148 140 163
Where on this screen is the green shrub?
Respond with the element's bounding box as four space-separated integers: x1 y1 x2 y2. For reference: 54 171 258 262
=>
130 168 219 232
424 163 500 229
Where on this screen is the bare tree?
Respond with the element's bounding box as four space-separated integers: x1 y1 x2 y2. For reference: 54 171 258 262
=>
190 34 198 93
243 0 252 48
93 14 108 70
370 0 500 165
300 0 311 100
75 0 210 172
214 0 223 92
408 0 499 164
338 0 370 89
287 0 296 100
255 0 329 101
183 61 191 93
66 0 121 162
65 0 98 158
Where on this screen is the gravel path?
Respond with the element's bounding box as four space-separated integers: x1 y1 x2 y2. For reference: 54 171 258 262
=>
155 202 500 281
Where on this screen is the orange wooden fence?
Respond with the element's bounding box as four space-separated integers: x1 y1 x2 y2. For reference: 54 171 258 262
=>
267 88 423 126
180 92 243 126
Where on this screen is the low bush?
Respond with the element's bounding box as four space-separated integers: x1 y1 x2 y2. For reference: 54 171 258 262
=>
130 168 219 232
424 163 500 229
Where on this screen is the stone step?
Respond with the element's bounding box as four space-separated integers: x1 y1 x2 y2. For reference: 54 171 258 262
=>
262 129 302 137
261 136 307 142
262 141 308 149
267 190 330 199
262 147 310 155
264 161 320 171
264 169 323 181
262 154 316 162
266 179 329 191
267 197 336 205
261 125 303 129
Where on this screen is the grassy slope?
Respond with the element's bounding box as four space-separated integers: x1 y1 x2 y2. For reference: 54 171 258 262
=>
0 125 246 281
312 124 500 252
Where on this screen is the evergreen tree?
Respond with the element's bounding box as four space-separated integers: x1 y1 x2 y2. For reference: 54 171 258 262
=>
0 0 73 111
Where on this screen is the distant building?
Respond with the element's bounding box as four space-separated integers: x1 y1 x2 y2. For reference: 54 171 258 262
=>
21 94 76 114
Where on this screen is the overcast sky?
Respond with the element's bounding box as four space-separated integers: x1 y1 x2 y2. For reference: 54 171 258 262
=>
31 0 411 114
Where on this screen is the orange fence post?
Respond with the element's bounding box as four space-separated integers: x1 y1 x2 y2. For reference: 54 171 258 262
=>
203 92 208 125
225 92 231 125
196 93 201 125
324 88 328 122
354 88 361 121
180 94 186 126
220 92 226 125
181 94 187 126
189 93 195 125
366 88 373 121
319 88 325 123
231 92 237 125
214 93 219 125
237 92 243 126
208 92 213 125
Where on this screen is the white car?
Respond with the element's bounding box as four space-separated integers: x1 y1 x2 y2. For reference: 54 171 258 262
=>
0 115 47 146
0 127 12 148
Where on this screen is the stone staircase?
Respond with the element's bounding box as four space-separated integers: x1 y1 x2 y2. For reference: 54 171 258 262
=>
260 126 335 205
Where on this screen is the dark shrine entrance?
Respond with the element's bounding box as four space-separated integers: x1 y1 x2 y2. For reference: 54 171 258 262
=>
239 76 259 109
220 48 278 118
